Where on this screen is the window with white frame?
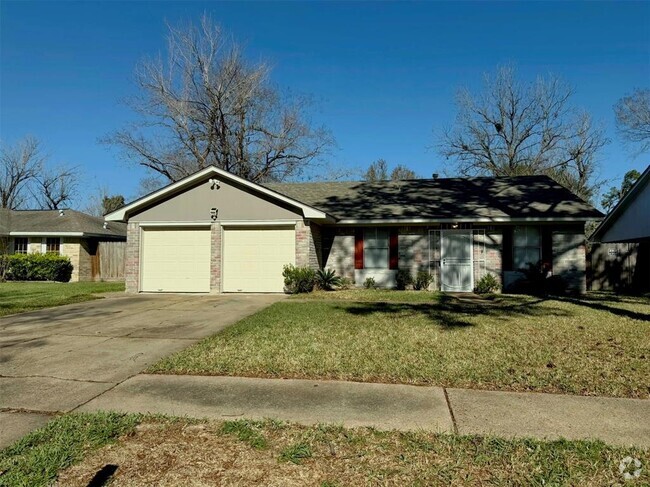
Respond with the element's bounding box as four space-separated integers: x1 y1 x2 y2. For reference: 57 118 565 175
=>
364 228 389 269
13 237 28 254
42 237 61 255
513 226 541 270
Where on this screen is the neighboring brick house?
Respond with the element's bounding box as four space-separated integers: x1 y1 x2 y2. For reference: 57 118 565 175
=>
105 166 602 294
0 209 126 282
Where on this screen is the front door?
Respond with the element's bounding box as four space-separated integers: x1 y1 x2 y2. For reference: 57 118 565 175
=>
441 231 473 292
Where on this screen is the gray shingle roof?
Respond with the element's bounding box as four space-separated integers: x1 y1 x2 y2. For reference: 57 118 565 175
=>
266 175 603 221
0 209 126 238
0 209 10 235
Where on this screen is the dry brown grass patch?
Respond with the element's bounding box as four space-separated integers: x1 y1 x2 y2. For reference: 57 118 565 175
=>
55 419 649 486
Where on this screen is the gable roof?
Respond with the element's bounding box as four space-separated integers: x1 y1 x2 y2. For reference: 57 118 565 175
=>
104 166 330 222
590 165 650 242
0 209 126 238
266 175 603 223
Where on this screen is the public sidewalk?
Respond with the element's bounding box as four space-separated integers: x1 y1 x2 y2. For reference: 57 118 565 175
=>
76 373 650 448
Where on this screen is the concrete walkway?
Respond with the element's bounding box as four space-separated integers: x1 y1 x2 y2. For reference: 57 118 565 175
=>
0 293 284 447
77 374 650 448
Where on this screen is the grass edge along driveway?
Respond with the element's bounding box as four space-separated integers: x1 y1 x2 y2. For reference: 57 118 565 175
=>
0 281 124 318
1 412 648 486
150 291 650 399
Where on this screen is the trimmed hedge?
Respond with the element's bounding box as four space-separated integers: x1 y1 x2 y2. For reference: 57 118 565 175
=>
4 253 73 282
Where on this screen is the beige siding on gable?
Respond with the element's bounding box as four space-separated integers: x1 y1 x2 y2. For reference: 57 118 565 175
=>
600 177 650 243
130 177 302 223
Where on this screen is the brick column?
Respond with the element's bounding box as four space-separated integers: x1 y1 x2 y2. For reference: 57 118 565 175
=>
309 223 322 269
295 220 311 268
125 223 140 293
210 222 221 292
61 238 81 282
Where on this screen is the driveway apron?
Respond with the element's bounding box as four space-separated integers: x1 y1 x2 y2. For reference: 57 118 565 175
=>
0 293 282 447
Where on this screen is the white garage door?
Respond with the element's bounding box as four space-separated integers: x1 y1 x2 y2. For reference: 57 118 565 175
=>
222 226 295 292
141 227 211 293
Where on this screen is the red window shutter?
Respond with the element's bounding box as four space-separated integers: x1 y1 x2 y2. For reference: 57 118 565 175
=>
354 229 364 269
389 228 398 269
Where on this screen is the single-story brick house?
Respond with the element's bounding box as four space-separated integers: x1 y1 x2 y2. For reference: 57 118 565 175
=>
590 165 650 292
105 166 602 294
0 208 126 282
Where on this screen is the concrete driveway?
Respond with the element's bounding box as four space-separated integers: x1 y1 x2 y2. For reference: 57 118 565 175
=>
0 293 284 447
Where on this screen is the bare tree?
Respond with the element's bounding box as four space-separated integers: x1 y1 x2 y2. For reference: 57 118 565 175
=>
137 176 166 198
390 165 417 180
31 165 79 209
0 136 44 209
439 66 607 201
364 159 389 181
615 88 650 154
106 15 332 184
364 159 418 182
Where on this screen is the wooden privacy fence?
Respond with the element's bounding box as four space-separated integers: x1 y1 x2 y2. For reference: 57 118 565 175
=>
587 242 646 292
91 240 126 281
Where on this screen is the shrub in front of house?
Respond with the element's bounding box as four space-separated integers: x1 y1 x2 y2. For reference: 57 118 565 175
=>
337 277 354 290
474 273 500 294
282 264 316 294
395 269 413 290
315 268 342 291
413 270 433 290
5 253 73 282
363 277 377 289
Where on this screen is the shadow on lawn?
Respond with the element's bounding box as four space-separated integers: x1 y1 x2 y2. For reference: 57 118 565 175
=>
553 296 650 322
338 294 566 328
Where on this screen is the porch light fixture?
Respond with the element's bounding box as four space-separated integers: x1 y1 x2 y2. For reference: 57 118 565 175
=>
451 223 459 229
209 178 221 190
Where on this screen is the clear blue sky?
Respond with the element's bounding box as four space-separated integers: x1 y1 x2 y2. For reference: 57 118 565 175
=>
1 1 649 207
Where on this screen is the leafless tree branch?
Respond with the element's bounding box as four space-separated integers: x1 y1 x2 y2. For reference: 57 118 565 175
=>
439 66 607 201
104 14 333 184
0 136 44 209
615 88 650 154
31 164 80 210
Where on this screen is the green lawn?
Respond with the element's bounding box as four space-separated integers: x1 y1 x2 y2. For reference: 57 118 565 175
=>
151 291 650 398
3 413 648 486
0 281 125 317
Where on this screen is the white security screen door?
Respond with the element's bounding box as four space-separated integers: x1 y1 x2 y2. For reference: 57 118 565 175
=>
441 231 473 292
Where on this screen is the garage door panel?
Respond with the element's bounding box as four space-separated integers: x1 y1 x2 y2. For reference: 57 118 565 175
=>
223 227 295 293
141 228 211 293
